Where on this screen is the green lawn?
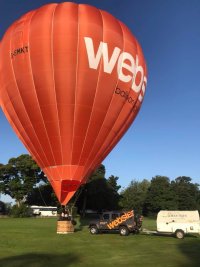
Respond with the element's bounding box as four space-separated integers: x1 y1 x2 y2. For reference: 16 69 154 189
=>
0 217 199 267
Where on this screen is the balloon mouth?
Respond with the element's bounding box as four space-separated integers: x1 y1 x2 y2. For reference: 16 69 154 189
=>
61 179 80 192
61 180 81 205
42 165 84 204
51 179 81 205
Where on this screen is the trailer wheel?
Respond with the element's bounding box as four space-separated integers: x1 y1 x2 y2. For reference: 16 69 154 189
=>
119 226 129 236
90 225 98 235
175 230 185 239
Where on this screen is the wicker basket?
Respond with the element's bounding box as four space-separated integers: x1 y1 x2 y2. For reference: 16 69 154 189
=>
57 220 75 234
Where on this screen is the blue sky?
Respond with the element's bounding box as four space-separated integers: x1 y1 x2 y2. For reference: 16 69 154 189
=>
0 0 200 202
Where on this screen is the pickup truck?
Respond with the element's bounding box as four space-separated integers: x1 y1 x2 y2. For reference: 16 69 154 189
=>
89 210 143 236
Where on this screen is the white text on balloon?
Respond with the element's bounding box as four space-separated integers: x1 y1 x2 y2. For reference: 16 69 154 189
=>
84 37 146 101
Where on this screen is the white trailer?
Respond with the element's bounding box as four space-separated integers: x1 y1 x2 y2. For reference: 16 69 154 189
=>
31 206 57 217
157 210 200 239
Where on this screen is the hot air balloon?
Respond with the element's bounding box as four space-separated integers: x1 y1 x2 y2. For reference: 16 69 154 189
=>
0 2 147 206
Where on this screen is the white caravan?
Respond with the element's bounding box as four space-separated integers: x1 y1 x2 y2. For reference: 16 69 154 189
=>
157 210 200 239
31 206 57 217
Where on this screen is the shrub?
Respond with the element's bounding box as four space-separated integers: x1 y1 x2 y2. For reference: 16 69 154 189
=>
9 204 32 218
0 201 6 214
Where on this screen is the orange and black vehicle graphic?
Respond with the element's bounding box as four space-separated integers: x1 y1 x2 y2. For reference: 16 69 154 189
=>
89 210 143 235
107 210 134 229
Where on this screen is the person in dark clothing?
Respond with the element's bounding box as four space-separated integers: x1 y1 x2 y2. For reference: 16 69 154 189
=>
59 205 71 221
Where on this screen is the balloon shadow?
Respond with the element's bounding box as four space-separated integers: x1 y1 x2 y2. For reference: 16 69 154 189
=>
74 216 89 232
0 253 79 267
177 237 200 267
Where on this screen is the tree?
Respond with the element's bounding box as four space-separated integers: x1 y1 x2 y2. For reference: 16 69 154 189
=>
0 154 44 206
26 183 58 206
196 188 200 212
107 175 121 192
171 176 199 210
120 179 150 213
107 175 121 210
85 178 114 211
144 176 176 215
0 201 6 214
76 165 121 214
88 164 106 181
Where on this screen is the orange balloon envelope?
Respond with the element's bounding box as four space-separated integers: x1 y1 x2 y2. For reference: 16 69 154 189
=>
0 2 147 205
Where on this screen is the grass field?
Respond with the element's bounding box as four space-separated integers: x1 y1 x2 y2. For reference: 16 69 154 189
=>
0 217 199 267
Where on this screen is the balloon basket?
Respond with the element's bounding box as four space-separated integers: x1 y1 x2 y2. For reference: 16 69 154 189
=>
57 220 75 234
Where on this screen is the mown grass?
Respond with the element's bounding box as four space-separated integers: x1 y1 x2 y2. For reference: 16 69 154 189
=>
0 217 199 267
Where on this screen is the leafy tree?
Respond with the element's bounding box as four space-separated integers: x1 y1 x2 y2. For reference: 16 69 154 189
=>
107 175 121 192
120 179 150 213
26 183 58 206
196 189 200 212
9 204 32 217
0 154 44 206
106 175 121 209
0 201 6 214
85 178 116 211
75 164 106 214
76 165 121 214
88 164 106 181
144 176 176 215
171 176 199 210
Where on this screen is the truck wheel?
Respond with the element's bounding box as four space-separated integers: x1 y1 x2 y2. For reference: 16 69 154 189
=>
119 226 129 236
175 230 185 239
90 226 98 235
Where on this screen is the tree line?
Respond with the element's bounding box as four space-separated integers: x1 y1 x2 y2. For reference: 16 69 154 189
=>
0 154 199 216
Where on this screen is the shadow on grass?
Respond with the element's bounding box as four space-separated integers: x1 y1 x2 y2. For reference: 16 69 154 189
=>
142 231 199 239
0 253 79 267
74 216 90 232
178 237 200 267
